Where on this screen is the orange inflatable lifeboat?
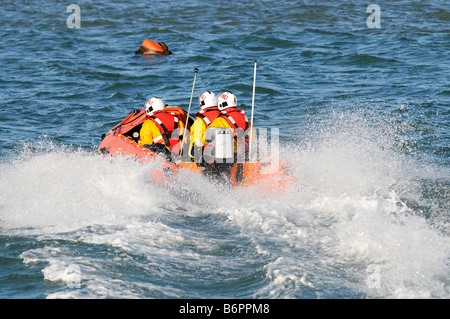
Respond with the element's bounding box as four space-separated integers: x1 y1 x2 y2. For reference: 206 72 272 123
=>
135 39 172 55
98 107 294 192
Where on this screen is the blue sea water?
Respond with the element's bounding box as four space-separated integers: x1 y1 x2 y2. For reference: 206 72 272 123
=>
0 0 449 299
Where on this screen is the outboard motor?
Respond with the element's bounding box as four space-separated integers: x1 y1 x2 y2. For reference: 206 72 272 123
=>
203 127 234 164
201 127 235 184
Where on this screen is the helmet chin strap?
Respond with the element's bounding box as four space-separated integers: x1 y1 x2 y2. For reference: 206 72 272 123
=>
219 101 228 110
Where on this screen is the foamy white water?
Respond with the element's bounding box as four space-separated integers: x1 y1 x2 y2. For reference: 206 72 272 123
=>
1 109 447 299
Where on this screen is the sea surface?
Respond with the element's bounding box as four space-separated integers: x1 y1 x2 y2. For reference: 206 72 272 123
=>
0 0 448 299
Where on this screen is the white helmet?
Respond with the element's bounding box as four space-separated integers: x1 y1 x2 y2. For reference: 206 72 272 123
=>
199 91 217 110
217 91 237 111
144 97 165 115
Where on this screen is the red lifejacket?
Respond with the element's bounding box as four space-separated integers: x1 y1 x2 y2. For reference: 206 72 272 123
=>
196 107 220 127
148 111 181 153
218 107 249 133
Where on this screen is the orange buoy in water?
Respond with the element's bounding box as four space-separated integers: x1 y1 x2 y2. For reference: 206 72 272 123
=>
135 39 172 55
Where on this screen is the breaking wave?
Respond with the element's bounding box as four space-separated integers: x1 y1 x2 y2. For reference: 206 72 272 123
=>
0 108 448 298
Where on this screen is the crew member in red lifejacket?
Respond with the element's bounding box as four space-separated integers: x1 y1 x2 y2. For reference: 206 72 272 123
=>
208 91 250 135
188 91 220 161
208 91 252 160
139 97 185 157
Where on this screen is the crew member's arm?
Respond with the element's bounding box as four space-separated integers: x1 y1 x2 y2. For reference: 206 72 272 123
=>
139 120 157 145
189 118 207 157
